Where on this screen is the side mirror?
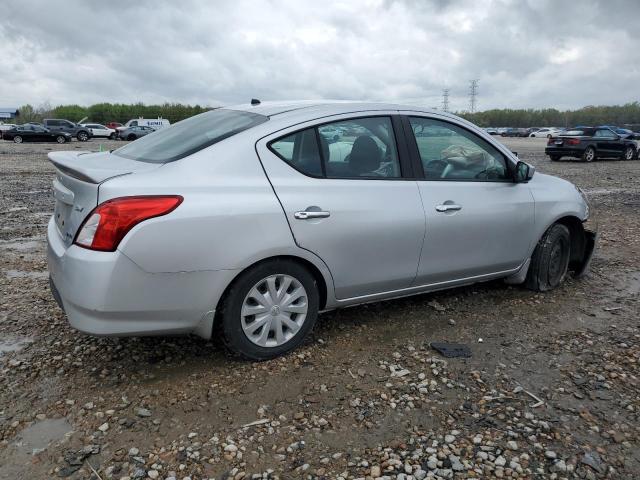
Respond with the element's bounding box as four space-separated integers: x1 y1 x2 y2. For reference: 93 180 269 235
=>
515 160 535 182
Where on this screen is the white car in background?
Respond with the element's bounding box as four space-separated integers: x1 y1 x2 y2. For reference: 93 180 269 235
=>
0 123 17 137
81 123 117 140
530 127 561 138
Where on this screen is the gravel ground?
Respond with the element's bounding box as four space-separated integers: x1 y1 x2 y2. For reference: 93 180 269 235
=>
0 137 638 480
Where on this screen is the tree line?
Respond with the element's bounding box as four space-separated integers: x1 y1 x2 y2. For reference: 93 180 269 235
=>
12 101 640 129
15 102 212 124
459 102 640 128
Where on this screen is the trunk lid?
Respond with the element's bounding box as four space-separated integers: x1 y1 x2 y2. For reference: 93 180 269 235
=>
48 150 161 247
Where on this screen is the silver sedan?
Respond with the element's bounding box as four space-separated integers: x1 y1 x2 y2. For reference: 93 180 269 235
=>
47 102 596 360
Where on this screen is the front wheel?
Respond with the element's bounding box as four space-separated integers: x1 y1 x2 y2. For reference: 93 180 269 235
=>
623 146 636 161
127 134 136 141
218 259 320 360
525 223 571 292
13 136 23 144
582 146 596 162
109 133 117 140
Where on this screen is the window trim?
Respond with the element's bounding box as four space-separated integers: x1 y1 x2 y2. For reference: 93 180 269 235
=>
403 114 517 183
266 114 412 181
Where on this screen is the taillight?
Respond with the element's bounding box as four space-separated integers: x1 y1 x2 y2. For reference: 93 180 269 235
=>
74 195 183 251
547 137 555 145
567 138 580 145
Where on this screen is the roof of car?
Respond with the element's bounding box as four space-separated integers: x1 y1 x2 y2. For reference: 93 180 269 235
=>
224 100 442 118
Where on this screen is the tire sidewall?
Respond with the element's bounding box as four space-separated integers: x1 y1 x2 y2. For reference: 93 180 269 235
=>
14 136 23 144
623 146 635 161
536 224 571 290
77 131 88 141
583 147 595 162
220 260 320 360
56 135 66 144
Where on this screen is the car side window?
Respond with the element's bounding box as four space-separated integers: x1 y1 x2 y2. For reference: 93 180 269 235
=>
318 117 400 178
270 128 323 177
269 117 401 179
594 129 616 138
409 117 509 181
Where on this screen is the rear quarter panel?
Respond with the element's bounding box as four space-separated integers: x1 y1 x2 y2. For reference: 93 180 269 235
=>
98 135 334 292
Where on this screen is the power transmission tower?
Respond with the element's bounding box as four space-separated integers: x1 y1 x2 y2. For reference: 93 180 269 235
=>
442 89 450 112
469 79 479 113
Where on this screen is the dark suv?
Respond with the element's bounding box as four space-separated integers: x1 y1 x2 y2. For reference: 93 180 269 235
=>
43 119 92 142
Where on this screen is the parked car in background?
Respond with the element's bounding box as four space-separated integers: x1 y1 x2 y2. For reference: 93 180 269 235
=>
105 122 123 130
117 118 170 132
484 127 499 135
502 128 529 137
0 123 16 138
81 123 117 139
545 127 637 162
118 125 155 140
2 124 72 144
46 101 596 360
530 127 562 138
43 119 92 142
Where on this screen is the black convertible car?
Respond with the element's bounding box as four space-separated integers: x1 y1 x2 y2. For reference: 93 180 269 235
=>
545 127 637 162
1 124 72 144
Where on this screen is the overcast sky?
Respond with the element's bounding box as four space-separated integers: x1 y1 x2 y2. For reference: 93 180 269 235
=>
2 0 639 111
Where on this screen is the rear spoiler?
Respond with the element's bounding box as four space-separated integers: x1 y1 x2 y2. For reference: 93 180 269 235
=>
48 150 160 184
48 151 98 183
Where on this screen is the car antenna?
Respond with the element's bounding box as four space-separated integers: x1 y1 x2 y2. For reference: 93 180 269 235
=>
251 98 261 106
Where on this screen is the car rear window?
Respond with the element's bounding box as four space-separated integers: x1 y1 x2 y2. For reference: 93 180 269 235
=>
115 109 268 164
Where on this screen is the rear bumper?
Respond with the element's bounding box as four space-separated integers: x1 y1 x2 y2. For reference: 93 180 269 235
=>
46 217 239 339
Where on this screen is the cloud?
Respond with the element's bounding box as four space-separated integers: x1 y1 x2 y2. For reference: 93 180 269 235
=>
1 0 639 110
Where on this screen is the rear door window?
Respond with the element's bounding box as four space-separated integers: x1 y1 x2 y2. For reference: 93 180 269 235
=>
268 116 401 179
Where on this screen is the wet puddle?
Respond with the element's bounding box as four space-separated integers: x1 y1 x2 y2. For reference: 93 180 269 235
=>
5 269 48 279
0 238 43 251
0 336 34 355
13 418 73 455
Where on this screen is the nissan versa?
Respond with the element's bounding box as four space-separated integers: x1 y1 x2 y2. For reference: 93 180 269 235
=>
47 102 596 360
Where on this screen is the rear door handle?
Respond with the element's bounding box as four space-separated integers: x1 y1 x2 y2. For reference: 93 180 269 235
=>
294 210 330 220
435 204 462 212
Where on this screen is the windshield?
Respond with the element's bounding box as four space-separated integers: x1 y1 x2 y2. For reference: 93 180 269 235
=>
115 109 268 163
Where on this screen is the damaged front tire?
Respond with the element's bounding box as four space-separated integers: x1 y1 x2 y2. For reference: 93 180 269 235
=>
525 223 571 292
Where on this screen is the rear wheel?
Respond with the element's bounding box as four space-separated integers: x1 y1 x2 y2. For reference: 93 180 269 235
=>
582 146 596 162
56 135 66 144
218 259 320 360
623 146 635 161
550 155 561 161
525 223 571 292
109 133 116 140
127 134 136 141
13 136 23 144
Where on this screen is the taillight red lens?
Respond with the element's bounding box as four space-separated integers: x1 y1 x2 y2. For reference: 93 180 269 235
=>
567 138 580 145
547 137 555 145
74 195 183 252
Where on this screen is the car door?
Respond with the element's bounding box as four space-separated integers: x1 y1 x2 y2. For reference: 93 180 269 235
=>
404 114 535 285
256 114 426 299
594 129 621 157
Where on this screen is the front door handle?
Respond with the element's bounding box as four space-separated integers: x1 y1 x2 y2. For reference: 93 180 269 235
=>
435 204 462 212
294 210 331 220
